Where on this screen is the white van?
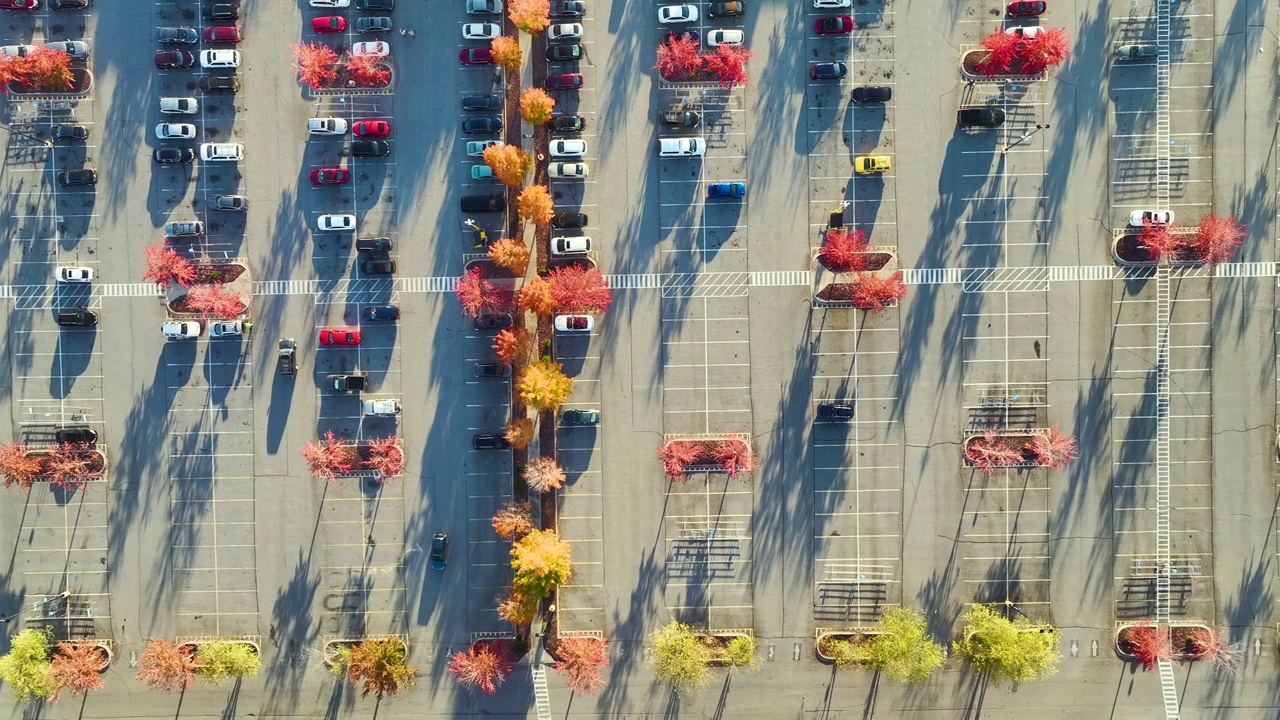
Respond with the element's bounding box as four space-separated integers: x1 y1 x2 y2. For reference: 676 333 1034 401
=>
658 137 706 157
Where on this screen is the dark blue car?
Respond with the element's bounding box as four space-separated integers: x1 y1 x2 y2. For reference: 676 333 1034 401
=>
707 182 746 199
362 305 400 322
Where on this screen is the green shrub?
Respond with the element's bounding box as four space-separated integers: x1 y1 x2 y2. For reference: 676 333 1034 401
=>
861 607 946 684
953 604 1058 685
0 628 55 701
649 621 710 693
195 641 261 684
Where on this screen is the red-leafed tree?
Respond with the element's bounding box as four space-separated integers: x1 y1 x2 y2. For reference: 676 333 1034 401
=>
818 228 871 273
965 431 1027 473
23 47 73 92
1030 425 1078 469
655 36 703 81
1124 625 1170 672
509 0 551 34
517 276 557 316
0 441 43 489
363 435 404 479
1137 220 1180 261
301 430 360 480
345 53 390 87
447 640 517 694
705 45 753 89
977 28 1022 76
1194 215 1246 264
493 326 533 365
552 637 609 695
1186 627 1242 674
1019 27 1072 75
291 42 339 89
455 267 514 318
142 244 197 289
49 642 107 700
710 436 756 479
42 442 102 492
0 56 25 89
548 264 612 314
183 283 247 319
851 271 907 311
135 639 196 693
656 440 703 479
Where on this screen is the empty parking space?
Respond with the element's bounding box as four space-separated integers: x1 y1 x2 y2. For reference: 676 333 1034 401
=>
663 474 754 630
15 484 111 637
661 296 752 436
555 417 605 633
316 479 408 637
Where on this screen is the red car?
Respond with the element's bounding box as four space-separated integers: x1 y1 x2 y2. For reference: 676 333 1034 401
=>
544 72 583 91
319 328 361 346
459 47 493 65
203 26 242 43
353 119 390 137
312 15 346 33
1007 0 1046 15
310 167 350 185
814 16 854 35
0 0 38 9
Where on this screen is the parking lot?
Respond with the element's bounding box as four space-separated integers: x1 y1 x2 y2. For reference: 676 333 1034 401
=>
662 472 754 630
316 478 408 638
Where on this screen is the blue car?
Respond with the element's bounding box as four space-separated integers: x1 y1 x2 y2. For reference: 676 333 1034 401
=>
708 182 746 199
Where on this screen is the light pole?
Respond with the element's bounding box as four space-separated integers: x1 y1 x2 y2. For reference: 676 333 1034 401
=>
1 590 69 625
1001 124 1049 154
0 123 53 148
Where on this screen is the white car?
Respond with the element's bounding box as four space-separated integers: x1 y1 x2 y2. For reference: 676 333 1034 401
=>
706 29 745 47
466 140 502 156
554 314 594 333
1130 210 1175 227
162 321 202 339
45 41 89 59
814 0 851 6
550 162 589 178
466 0 502 13
549 139 587 157
0 45 34 58
309 0 350 6
160 97 198 114
210 320 243 337
200 49 240 68
317 214 356 231
56 266 93 283
155 123 197 139
201 143 243 161
548 23 583 40
351 41 389 58
363 398 401 416
1005 26 1044 39
462 23 501 40
658 4 698 23
308 117 349 135
658 137 706 157
551 236 592 256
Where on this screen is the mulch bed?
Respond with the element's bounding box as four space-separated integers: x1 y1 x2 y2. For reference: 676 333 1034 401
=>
320 64 391 90
192 264 246 283
816 284 856 302
818 252 891 273
962 51 1044 78
659 68 720 83
168 296 247 316
1114 233 1203 264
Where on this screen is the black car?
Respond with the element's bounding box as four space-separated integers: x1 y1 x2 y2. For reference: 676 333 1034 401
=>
561 409 600 425
360 259 397 275
55 426 98 444
203 3 239 21
52 124 88 142
156 26 198 44
154 147 195 163
550 0 585 17
460 194 505 213
356 0 394 8
213 194 247 211
707 0 743 17
199 75 239 93
352 140 390 157
474 313 513 330
462 117 502 135
472 434 512 450
154 49 195 69
549 115 586 133
662 30 700 45
810 62 847 80
660 107 700 128
52 0 91 8
473 362 512 378
551 212 588 228
430 533 448 571
356 236 393 252
356 16 393 32
851 86 892 104
57 168 96 186
817 403 854 421
957 107 1006 128
363 305 400 321
462 94 502 111
547 43 584 62
55 307 96 327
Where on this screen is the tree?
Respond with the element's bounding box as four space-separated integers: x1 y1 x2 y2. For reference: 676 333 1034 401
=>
496 586 540 626
710 436 755 479
492 501 534 540
49 642 106 700
953 604 1059 685
1186 626 1241 675
1194 214 1246 263
345 53 390 86
1030 426 1078 469
291 42 339 89
0 56 25 89
517 277 558 316
649 621 711 693
509 0 551 34
548 264 612 313
511 529 573 598
1137 220 1179 260
655 35 703 80
0 441 43 489
858 607 946 685
657 440 703 479
965 430 1027 473
23 46 73 92
705 45 753 89
455 267 515 317
519 87 555 125
1123 625 1170 671
302 430 361 480
447 640 516 695
1019 27 1072 74
851 271 907 311
977 27 1022 75
553 637 609 695
488 238 531 275
483 143 533 189
493 326 533 365
346 638 416 698
0 628 55 701
195 642 260 685
491 36 523 71
818 228 871 273
42 442 103 492
135 639 196 693
517 360 574 410
363 435 404 478
517 185 555 226
183 283 247 319
142 244 197 289
523 456 566 493
504 417 534 450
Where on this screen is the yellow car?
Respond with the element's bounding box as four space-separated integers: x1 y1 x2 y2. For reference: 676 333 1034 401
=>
855 155 891 174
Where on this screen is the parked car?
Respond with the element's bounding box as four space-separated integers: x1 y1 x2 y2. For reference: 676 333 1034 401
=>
473 363 511 378
1005 25 1044 39
213 194 248 211
201 142 243 161
551 236 592 256
353 119 391 137
164 220 204 237
54 307 96 327
815 16 854 34
313 15 346 33
544 72 584 90
430 533 449 570
317 214 356 231
956 107 1006 128
154 49 195 68
360 258 397 275
554 315 593 332
463 22 501 40
459 47 494 65
309 0 349 5
474 313 514 330
160 97 198 114
814 0 851 6
462 94 502 111
810 61 847 80
57 168 96 186
462 117 503 134
199 75 239 93
562 409 600 425
551 0 585 17
1130 210 1175 226
363 398 401 416
658 137 706 157
662 29 701 45
708 182 746 199
210 320 243 337
356 0 393 8
352 140 390 157
356 16 392 32
155 122 196 140
308 117 348 135
0 44 35 58
54 426 97 443
547 43 584 62
310 167 351 185
706 29 745 46
550 162 589 178
550 139 587 157
200 49 239 67
157 27 199 44
1007 0 1046 16
551 212 588 228
56 266 92 283
277 338 297 375
1116 44 1158 61
52 0 91 8
44 40 88 58
203 2 238 20
329 374 367 392
548 23 583 40
549 115 586 133
817 403 854 421
162 320 201 339
356 236 393 252
851 85 892 103
466 139 502 156
0 0 37 7
707 0 744 17
52 124 88 141
472 434 511 449
351 41 389 58
466 0 502 13
658 4 698 23
363 305 400 321
661 106 701 128
854 155 891 174
460 194 505 212
318 328 361 345
203 26 242 43
471 165 494 180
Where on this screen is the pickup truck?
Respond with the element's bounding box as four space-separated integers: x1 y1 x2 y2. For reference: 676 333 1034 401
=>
363 398 401 416
329 374 368 392
307 117 348 135
277 338 297 376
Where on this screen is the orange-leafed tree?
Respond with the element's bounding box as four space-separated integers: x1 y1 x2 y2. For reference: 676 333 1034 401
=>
455 267 515 317
493 326 533 365
0 56 26 89
496 586 540 626
0 441 43 489
488 238 531 275
510 528 573 597
136 640 196 693
23 47 73 92
363 435 404 479
492 501 534 540
977 28 1022 76
504 417 534 450
517 276 558 316
142 244 198 289
548 264 612 314
491 36 523 71
1137 220 1179 261
655 36 703 80
705 45 753 89
517 185 555 226
291 42 339 89
523 456 566 493
1194 215 1246 264
49 642 106 700
519 87 555 125
516 360 573 411
301 430 360 480
447 640 517 695
483 144 533 189
1019 27 1072 75
818 228 872 273
42 442 103 492
851 271 907 312
509 0 551 34
345 53 390 87
183 283 247 319
345 638 416 698
552 637 609 695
